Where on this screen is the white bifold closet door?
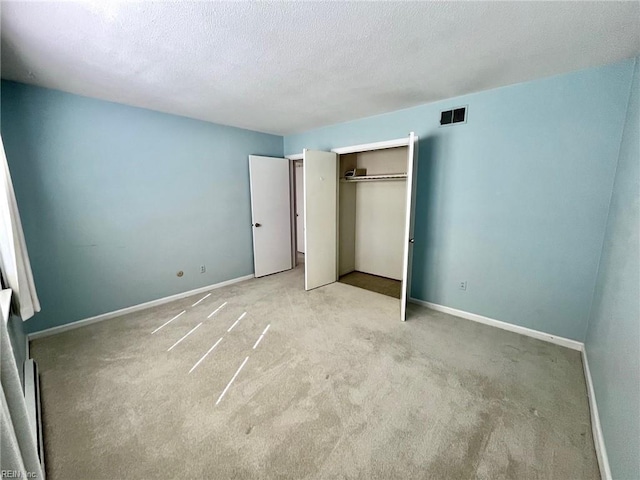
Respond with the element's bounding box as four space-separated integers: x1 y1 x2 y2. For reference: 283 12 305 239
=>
400 132 418 321
303 149 338 290
248 155 293 278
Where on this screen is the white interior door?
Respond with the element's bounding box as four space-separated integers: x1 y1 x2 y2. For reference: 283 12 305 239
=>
295 161 305 253
303 149 338 290
400 133 418 321
249 155 293 277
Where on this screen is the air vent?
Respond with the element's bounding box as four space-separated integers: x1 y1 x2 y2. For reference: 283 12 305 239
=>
440 106 467 126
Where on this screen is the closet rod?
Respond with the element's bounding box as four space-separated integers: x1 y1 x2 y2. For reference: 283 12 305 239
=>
340 173 407 182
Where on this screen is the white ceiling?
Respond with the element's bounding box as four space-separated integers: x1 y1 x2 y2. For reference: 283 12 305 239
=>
1 1 639 135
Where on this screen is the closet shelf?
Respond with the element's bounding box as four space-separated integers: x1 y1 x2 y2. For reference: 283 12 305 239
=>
340 173 407 182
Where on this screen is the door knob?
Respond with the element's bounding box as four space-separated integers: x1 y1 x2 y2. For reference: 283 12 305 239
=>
254 223 262 227
409 238 415 243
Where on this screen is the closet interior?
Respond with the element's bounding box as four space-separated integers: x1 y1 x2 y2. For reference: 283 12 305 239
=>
337 146 408 299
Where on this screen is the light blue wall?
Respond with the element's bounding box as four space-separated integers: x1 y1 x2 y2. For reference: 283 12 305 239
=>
1 81 283 334
286 59 635 341
585 58 639 480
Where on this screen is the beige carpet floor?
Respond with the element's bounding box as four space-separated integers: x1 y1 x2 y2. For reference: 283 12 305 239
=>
30 265 599 479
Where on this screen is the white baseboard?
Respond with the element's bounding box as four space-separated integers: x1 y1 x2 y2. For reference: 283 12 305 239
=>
28 274 255 340
408 298 584 351
581 348 612 480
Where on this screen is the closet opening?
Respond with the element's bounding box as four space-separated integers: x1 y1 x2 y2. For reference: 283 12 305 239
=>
300 132 417 319
337 146 408 299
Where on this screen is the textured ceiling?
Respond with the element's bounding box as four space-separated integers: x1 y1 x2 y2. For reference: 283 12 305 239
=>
1 1 639 135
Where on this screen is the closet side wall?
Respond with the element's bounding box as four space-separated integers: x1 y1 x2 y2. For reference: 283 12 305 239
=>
339 154 358 275
354 148 407 280
339 184 357 275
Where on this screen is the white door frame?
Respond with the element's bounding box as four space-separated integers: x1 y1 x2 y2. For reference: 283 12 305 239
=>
330 137 411 155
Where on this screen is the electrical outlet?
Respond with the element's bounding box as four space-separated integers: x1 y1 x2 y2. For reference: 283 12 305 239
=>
459 281 467 291
200 265 206 274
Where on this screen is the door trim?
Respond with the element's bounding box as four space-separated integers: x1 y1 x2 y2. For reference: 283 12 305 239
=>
331 137 411 155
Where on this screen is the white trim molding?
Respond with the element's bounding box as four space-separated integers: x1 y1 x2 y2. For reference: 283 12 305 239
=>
408 298 584 351
28 274 254 340
581 348 612 480
288 135 411 159
331 136 410 155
